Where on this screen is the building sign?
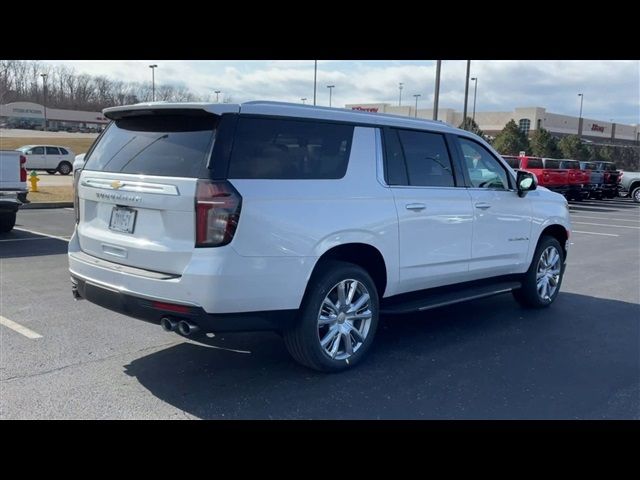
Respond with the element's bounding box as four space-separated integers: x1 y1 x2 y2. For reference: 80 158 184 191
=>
351 106 379 113
12 107 43 115
591 123 605 133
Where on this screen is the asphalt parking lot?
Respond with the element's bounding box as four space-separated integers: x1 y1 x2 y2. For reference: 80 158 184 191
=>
1 200 638 419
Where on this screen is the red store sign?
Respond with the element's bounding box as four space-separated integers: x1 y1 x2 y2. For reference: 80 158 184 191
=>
591 124 605 132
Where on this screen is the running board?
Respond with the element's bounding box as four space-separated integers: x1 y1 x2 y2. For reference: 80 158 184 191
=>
381 280 522 315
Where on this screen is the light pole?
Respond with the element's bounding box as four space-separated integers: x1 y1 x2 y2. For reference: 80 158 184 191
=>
398 82 404 106
433 60 441 120
214 90 221 103
578 93 584 137
40 73 48 131
462 60 471 130
471 77 478 124
413 94 421 118
149 64 158 101
313 60 318 106
301 97 307 104
327 85 335 107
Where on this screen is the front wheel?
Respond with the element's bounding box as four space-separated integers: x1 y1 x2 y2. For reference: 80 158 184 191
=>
513 236 565 308
46 170 57 175
284 260 379 372
632 186 640 203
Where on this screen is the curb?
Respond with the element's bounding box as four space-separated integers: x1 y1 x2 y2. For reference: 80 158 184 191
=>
21 202 73 209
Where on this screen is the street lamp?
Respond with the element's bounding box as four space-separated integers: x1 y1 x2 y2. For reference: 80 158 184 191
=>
214 90 221 103
313 60 318 106
149 64 158 101
471 77 478 124
327 85 335 107
413 94 421 118
398 82 404 106
301 97 307 104
40 73 48 131
578 93 584 137
462 60 471 129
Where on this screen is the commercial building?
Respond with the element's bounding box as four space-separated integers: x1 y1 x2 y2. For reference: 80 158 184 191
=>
346 103 640 145
0 101 109 132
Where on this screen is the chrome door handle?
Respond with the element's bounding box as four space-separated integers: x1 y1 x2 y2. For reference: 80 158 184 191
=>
405 203 426 211
475 202 491 210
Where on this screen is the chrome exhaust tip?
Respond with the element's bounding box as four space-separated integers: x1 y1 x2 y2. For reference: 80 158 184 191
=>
177 320 199 336
160 317 178 332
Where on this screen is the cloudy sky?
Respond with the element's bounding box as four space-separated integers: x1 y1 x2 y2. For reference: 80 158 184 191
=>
43 60 640 125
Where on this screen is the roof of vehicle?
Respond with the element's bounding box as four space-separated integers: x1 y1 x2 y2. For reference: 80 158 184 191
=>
102 100 470 137
18 144 73 149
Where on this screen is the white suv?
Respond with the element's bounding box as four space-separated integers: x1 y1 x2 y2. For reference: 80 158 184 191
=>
69 101 571 372
18 145 76 175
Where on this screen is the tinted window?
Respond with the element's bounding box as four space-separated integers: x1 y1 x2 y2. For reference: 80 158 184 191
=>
83 114 217 177
30 146 44 155
396 129 454 187
543 159 561 169
228 118 353 179
526 158 543 168
46 146 60 155
560 160 580 169
459 137 509 189
503 156 520 169
383 128 408 185
58 147 69 155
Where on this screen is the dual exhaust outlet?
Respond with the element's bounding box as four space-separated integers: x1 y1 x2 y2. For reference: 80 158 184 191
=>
161 317 200 336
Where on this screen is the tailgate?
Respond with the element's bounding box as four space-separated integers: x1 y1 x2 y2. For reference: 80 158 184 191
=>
0 150 25 191
76 110 218 275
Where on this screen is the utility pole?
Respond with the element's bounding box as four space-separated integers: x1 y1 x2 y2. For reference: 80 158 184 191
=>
413 94 421 118
462 60 470 129
40 73 48 131
433 60 441 120
149 64 158 101
313 60 318 106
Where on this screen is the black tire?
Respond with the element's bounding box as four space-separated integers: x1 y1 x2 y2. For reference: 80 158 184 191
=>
513 236 565 308
46 170 57 175
631 186 640 204
283 260 379 372
58 162 72 175
0 212 17 233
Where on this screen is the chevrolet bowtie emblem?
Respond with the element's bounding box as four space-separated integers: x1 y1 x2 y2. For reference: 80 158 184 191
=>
111 180 123 190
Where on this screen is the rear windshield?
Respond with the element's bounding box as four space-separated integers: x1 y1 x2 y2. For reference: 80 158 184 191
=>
503 156 520 169
228 117 354 179
543 159 561 169
525 158 543 168
560 160 580 169
83 114 217 177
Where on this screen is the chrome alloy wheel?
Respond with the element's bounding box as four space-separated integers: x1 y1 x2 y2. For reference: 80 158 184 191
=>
536 246 562 301
634 188 640 202
317 279 373 361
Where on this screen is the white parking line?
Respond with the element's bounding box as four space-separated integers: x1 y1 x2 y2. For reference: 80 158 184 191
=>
572 230 620 237
572 221 640 230
14 227 70 242
571 215 640 223
0 315 43 339
0 237 53 243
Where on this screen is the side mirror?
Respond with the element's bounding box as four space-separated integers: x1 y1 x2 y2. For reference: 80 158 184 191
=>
516 170 537 197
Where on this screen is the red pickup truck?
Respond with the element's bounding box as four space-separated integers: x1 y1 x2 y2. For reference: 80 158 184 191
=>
503 155 570 196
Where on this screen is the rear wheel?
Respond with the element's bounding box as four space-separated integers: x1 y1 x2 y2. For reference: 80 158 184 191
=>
513 236 565 308
284 260 379 372
58 162 72 175
46 169 57 175
0 212 17 233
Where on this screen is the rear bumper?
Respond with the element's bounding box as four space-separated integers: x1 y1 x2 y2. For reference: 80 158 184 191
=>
70 275 297 332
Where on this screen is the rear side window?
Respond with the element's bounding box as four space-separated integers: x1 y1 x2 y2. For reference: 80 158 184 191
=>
83 114 217 178
58 147 69 155
560 161 580 169
543 159 561 169
503 156 520 169
526 158 543 168
228 117 354 179
396 129 455 187
30 146 44 155
46 146 60 155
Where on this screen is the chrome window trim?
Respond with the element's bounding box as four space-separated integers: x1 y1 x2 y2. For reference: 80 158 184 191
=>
80 177 180 195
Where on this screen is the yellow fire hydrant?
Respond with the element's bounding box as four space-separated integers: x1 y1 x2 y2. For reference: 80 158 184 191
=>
29 170 40 192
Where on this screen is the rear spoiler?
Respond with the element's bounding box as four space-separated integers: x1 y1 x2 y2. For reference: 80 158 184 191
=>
103 102 240 121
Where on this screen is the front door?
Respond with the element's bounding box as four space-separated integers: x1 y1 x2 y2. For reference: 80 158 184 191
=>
46 146 62 170
455 136 532 276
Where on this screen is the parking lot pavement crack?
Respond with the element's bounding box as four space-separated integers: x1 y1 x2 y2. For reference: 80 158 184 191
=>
0 340 183 384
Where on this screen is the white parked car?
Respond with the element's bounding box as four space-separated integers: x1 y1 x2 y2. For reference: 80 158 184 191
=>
69 101 572 372
17 145 75 175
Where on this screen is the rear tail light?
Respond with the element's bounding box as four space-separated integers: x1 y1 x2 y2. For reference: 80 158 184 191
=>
19 155 27 182
73 170 81 224
195 180 242 247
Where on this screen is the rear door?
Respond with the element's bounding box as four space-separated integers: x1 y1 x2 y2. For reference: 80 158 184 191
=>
46 146 62 169
77 111 220 274
384 127 473 292
455 137 532 275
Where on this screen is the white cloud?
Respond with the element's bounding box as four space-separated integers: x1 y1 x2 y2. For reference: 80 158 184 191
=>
41 60 640 124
